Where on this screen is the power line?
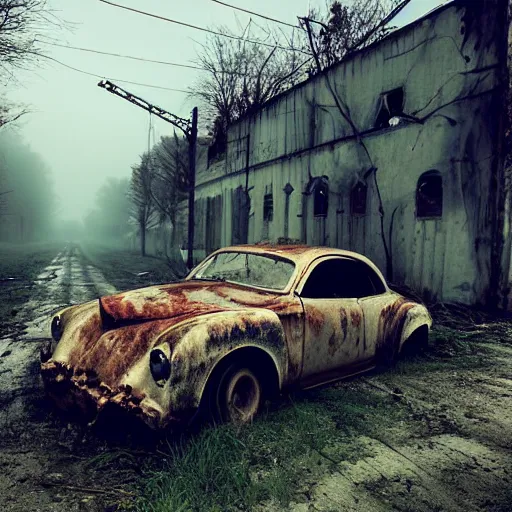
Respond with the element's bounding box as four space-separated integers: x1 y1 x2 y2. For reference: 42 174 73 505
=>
42 41 203 71
39 41 312 86
98 0 310 55
209 0 301 30
39 41 260 77
41 54 188 92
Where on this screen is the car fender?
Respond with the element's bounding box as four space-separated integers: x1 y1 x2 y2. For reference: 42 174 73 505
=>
399 303 432 349
156 308 288 421
377 297 432 362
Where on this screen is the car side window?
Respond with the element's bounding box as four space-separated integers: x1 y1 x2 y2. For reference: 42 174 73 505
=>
300 258 386 299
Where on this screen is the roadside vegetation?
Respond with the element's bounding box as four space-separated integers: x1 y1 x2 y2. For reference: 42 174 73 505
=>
80 243 185 290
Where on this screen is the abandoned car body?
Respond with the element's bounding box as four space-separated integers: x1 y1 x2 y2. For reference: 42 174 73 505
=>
40 245 432 429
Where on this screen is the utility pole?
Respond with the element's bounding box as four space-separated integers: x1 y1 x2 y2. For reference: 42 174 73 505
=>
97 79 198 268
188 107 198 269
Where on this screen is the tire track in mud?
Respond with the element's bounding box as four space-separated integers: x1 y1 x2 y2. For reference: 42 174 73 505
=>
277 343 512 512
0 244 119 397
0 243 120 511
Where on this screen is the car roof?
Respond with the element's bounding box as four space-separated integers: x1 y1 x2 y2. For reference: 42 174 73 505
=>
202 244 390 293
215 244 375 265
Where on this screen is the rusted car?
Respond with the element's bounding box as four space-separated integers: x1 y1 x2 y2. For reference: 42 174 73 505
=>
41 245 431 429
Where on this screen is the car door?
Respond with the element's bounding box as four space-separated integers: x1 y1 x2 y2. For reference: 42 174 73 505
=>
295 257 366 385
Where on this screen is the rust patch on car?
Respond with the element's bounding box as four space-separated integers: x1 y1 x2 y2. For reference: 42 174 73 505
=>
328 332 339 356
68 317 185 387
100 284 232 325
377 297 417 360
205 314 283 349
40 360 164 429
306 305 324 336
350 309 362 327
340 308 348 341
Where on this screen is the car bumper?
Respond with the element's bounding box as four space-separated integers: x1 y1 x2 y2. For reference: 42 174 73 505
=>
40 359 165 430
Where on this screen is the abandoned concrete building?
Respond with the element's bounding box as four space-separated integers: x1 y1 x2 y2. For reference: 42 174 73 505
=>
183 0 511 309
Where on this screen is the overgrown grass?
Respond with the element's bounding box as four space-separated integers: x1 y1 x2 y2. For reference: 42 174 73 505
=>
0 242 62 326
80 243 185 290
133 385 414 512
130 323 507 512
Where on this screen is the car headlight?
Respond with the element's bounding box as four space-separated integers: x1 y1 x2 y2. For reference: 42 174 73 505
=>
51 316 63 342
150 349 171 385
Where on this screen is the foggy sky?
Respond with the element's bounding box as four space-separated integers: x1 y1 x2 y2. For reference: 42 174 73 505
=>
5 0 445 222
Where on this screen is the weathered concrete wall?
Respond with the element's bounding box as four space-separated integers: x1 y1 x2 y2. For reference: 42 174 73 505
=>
190 0 510 306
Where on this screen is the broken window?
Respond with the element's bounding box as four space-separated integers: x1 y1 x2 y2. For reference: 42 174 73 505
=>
351 182 367 215
263 193 273 222
314 181 329 217
416 171 443 218
375 88 405 129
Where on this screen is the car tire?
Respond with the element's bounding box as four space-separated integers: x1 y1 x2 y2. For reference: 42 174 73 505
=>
208 362 262 425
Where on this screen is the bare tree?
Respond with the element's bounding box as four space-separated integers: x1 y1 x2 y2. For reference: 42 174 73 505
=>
0 0 62 127
82 177 131 245
191 2 406 148
130 152 157 257
0 0 56 72
190 22 310 146
150 134 189 268
302 1 407 70
0 98 29 128
0 128 55 242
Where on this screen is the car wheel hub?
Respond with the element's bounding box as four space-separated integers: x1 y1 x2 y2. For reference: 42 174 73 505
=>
226 369 260 423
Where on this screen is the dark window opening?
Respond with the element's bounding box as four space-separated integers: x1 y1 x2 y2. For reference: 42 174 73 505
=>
375 87 405 129
263 193 274 222
314 181 329 217
351 182 368 215
416 171 442 218
207 118 227 167
301 258 386 299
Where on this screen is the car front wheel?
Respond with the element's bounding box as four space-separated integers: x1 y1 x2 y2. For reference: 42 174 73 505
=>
209 363 262 425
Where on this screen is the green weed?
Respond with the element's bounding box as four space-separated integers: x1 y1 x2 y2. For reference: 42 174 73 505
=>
134 390 407 511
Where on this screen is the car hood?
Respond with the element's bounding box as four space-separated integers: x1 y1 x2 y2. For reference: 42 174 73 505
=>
47 280 292 390
99 279 286 327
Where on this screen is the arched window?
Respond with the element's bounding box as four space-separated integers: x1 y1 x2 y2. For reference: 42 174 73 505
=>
351 182 368 215
313 180 329 217
416 171 442 218
305 176 329 218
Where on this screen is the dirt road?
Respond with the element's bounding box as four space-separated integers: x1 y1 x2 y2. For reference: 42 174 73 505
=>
0 243 511 511
0 245 126 512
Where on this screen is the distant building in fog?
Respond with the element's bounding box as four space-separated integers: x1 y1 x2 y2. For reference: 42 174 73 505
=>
180 0 511 310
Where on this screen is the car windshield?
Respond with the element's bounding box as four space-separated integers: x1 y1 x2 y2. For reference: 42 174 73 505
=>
192 252 295 291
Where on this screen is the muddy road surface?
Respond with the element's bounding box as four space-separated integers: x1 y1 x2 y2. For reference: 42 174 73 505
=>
0 245 130 512
0 243 511 511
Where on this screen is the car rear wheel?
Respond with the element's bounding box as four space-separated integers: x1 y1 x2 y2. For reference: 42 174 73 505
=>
209 363 262 425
